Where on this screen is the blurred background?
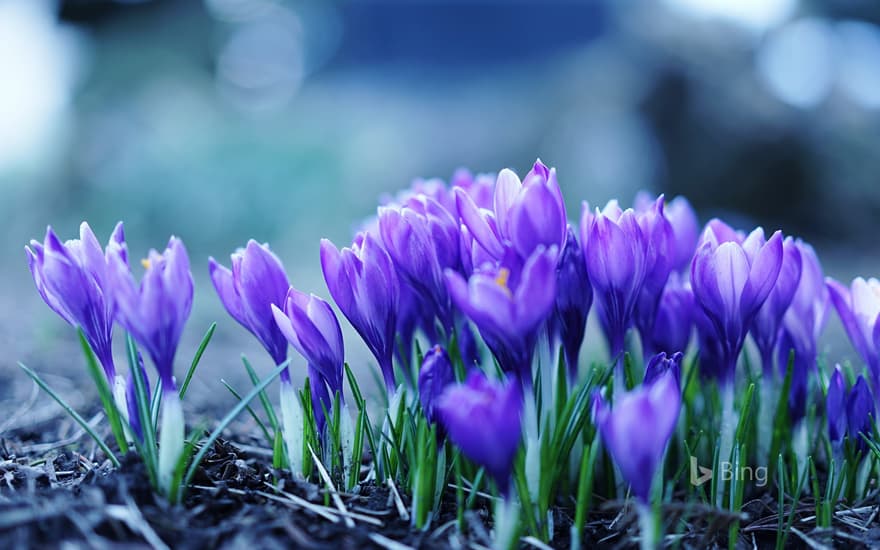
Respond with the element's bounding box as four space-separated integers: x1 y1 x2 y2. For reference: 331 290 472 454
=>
2 0 880 412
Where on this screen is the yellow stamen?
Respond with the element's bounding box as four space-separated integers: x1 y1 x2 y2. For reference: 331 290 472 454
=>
495 268 510 290
141 258 151 270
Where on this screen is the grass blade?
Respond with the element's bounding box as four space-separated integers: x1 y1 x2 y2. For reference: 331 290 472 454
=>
220 379 273 445
242 355 280 432
179 322 216 399
18 362 120 467
126 334 158 484
77 329 128 454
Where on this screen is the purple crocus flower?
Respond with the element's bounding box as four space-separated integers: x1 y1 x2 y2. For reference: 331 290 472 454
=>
633 196 675 356
272 287 344 434
647 273 694 356
643 351 683 387
777 241 828 422
209 240 290 368
847 376 875 455
378 194 461 331
445 246 558 384
551 226 592 379
437 371 522 495
594 370 681 503
418 346 455 426
581 201 647 365
826 367 847 450
451 168 495 210
26 222 126 379
456 160 566 261
635 192 700 272
108 236 193 389
751 236 803 374
690 224 784 385
826 277 880 390
320 233 399 391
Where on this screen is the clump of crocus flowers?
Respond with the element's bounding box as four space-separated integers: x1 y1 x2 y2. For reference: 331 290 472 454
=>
22 159 880 549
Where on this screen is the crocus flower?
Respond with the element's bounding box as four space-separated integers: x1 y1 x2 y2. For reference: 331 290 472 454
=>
826 367 847 450
826 277 880 390
320 233 399 391
635 192 700 272
209 240 290 368
581 201 647 364
646 273 694 356
594 370 681 502
107 236 193 495
847 376 874 455
378 194 461 331
451 168 495 210
456 160 566 261
643 351 683 387
272 287 344 435
690 224 784 385
551 226 592 379
777 241 828 422
437 371 522 495
751 237 802 374
632 196 675 356
418 346 455 426
26 222 125 381
445 246 558 383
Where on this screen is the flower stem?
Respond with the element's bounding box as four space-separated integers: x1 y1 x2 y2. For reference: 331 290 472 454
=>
717 384 735 508
158 388 184 497
638 503 657 550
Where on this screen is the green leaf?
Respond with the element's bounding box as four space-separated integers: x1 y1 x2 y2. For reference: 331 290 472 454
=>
18 362 120 468
220 379 273 445
242 355 280 432
179 322 216 399
78 329 128 454
126 334 158 485
181 360 290 492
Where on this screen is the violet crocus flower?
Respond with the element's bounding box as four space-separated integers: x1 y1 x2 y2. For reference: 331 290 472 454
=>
647 273 694 356
107 236 193 495
456 160 566 261
690 224 784 386
436 371 522 495
26 222 125 380
643 351 683 387
209 240 290 367
751 237 803 374
445 246 558 384
581 201 647 366
272 288 345 434
551 226 592 379
418 346 455 426
632 196 675 357
827 367 847 449
321 233 399 391
847 376 875 455
378 194 461 331
594 370 681 503
826 277 880 390
635 192 700 272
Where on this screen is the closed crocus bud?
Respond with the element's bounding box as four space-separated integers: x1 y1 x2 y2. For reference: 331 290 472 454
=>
418 346 455 426
437 371 522 495
643 351 683 387
320 233 399 391
633 196 675 354
648 273 694 357
378 195 461 331
666 196 700 272
552 226 592 379
26 222 125 380
594 370 681 503
779 242 829 375
826 277 880 389
209 240 290 367
751 237 803 375
497 160 567 260
581 200 647 364
451 168 495 210
445 246 558 384
826 367 847 449
272 287 344 434
690 225 784 385
847 376 875 455
107 236 193 496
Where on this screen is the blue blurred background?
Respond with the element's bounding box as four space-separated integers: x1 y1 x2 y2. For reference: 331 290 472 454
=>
3 0 880 408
